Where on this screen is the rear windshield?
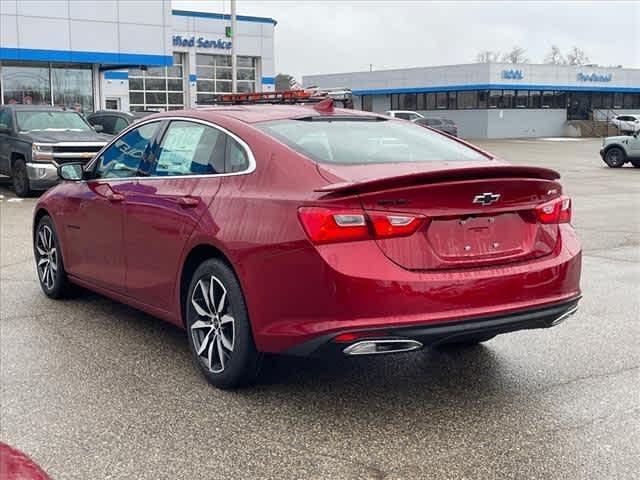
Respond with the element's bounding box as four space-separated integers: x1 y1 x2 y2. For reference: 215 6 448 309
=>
257 118 487 164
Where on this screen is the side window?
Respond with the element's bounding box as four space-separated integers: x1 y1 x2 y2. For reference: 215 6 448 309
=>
226 137 250 173
94 122 160 179
154 121 226 176
0 109 12 130
113 117 129 135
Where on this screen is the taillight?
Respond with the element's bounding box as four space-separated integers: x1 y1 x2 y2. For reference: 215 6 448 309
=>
535 196 572 224
298 207 426 244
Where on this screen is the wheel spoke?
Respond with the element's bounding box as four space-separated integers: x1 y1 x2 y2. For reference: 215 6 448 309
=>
38 258 49 267
190 319 211 331
198 279 212 314
209 277 217 315
36 246 46 256
207 335 216 372
38 231 46 251
220 314 234 325
216 334 226 371
197 328 215 356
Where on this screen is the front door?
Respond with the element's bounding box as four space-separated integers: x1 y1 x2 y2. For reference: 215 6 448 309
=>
124 119 229 312
62 121 162 291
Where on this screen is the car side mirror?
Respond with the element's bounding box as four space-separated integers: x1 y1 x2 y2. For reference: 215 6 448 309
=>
93 124 104 133
58 162 84 181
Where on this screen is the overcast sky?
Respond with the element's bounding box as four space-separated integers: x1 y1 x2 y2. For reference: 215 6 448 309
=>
173 0 639 81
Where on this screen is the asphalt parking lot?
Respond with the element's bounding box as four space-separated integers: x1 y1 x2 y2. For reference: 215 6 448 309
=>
1 138 639 480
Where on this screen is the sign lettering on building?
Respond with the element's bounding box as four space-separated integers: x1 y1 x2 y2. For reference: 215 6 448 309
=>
502 69 524 80
172 35 232 50
576 72 612 82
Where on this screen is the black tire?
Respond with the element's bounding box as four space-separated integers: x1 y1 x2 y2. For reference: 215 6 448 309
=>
12 159 33 197
604 147 626 168
436 333 496 348
34 215 74 299
185 258 262 389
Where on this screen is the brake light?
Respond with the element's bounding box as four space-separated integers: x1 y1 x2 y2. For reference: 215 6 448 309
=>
535 196 572 224
297 207 426 244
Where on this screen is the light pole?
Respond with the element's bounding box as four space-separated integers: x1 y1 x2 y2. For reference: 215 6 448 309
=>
231 0 237 93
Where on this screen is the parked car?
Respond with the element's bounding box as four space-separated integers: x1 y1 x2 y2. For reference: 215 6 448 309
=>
610 114 640 135
0 105 109 197
33 103 581 389
413 117 458 136
384 110 424 121
86 110 155 136
600 133 640 168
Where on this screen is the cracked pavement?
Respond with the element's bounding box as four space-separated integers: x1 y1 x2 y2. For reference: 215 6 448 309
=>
1 138 639 479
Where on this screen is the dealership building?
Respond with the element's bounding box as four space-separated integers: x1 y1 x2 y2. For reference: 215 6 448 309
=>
304 63 640 138
0 0 276 112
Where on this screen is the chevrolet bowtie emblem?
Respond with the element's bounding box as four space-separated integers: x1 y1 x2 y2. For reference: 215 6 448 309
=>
473 192 501 206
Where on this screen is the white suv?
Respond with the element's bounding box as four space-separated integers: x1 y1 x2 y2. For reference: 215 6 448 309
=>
385 110 424 121
600 133 640 168
610 115 640 135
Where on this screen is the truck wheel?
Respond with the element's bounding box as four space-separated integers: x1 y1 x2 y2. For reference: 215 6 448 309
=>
12 159 33 197
604 147 626 168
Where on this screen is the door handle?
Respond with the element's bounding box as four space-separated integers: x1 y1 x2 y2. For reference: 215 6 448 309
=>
177 196 200 208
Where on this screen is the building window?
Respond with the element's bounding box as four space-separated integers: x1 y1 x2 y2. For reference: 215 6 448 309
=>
398 93 417 110
613 93 623 109
361 95 373 112
129 53 184 111
1 62 52 106
52 64 93 112
554 91 567 109
501 90 514 109
489 90 501 108
478 90 488 109
448 91 457 109
416 93 426 110
425 93 436 110
514 90 528 108
436 92 447 109
196 54 257 103
623 94 634 109
541 91 554 108
528 91 541 108
457 91 477 109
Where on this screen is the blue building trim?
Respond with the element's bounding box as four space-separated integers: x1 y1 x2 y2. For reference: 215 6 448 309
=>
104 71 129 80
353 83 640 95
172 9 277 25
0 47 173 66
189 74 197 82
261 76 275 85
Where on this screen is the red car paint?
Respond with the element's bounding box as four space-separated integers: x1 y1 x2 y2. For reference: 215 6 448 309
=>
34 106 581 354
0 443 51 480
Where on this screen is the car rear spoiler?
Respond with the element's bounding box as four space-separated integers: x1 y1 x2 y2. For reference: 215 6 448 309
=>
314 165 561 195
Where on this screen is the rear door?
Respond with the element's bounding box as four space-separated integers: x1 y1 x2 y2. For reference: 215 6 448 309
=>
0 108 14 174
123 119 229 311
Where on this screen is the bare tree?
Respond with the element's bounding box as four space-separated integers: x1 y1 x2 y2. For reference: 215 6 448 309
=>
566 47 589 65
545 45 566 65
275 73 298 91
476 50 501 63
501 46 529 64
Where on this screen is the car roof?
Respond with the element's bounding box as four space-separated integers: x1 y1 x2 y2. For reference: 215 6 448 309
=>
147 104 385 124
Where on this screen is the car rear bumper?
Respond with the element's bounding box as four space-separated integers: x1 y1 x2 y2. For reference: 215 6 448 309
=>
26 162 59 190
246 224 582 354
285 296 581 357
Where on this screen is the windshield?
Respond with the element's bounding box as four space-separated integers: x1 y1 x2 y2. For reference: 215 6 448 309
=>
257 118 488 164
16 111 91 132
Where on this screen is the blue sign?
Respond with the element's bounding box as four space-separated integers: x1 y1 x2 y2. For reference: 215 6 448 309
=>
577 72 612 82
502 69 524 80
172 35 231 50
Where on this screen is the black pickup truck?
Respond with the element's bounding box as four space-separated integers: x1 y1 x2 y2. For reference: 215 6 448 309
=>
0 105 110 197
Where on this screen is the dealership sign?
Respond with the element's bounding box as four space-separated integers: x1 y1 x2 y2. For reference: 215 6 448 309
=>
502 69 524 80
577 72 612 82
172 35 231 50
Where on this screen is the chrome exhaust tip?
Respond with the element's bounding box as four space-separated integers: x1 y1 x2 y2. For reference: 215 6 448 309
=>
343 339 423 356
550 305 579 326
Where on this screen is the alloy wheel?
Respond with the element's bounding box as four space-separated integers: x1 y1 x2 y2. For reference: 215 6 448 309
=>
36 225 58 290
190 275 235 374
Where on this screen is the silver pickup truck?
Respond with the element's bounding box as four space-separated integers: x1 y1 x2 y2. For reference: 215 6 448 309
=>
0 105 109 196
600 133 640 168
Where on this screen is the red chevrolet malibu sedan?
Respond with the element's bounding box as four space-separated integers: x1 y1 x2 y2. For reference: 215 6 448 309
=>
33 101 581 388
